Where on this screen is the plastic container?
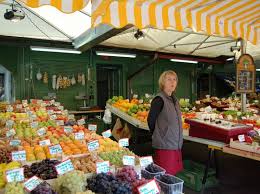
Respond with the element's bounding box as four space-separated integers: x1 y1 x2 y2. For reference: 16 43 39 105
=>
155 174 184 194
141 163 166 179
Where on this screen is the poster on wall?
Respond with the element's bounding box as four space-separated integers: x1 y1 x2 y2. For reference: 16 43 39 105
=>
236 54 255 93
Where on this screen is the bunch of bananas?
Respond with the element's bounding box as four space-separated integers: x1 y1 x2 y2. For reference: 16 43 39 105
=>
0 161 21 188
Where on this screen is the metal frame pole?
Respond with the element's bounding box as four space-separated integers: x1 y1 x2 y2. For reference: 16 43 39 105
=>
240 40 247 112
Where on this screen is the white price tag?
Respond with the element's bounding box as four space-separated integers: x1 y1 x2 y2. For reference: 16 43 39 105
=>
88 124 97 131
16 104 23 109
50 114 57 120
6 120 14 128
102 129 112 138
88 140 99 152
55 159 74 175
77 119 85 125
56 120 64 126
39 139 51 146
36 100 43 104
68 114 74 120
74 132 85 140
5 168 24 183
50 100 55 105
37 127 46 136
6 105 13 112
24 176 42 192
29 114 37 121
119 138 129 147
137 180 160 194
64 126 73 133
63 110 68 116
12 150 26 161
123 155 135 166
58 106 64 111
54 102 61 106
139 156 153 168
96 161 110 174
49 144 63 155
22 100 28 104
238 134 245 142
22 103 28 107
41 102 47 107
31 121 38 129
10 140 21 146
47 110 54 115
6 129 16 138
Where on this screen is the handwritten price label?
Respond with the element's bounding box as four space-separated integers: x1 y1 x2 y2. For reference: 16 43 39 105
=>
6 120 14 128
47 110 54 115
12 150 26 161
40 102 47 107
56 120 64 126
50 114 57 120
102 129 112 138
54 102 61 107
37 127 46 136
55 159 74 175
137 180 160 194
49 144 63 155
238 134 245 142
6 105 13 112
39 139 51 146
68 114 74 120
74 132 85 140
123 155 135 166
5 168 24 183
119 138 129 147
10 140 21 147
24 176 42 192
96 161 110 174
139 156 153 168
77 119 85 125
16 104 23 109
88 124 97 131
22 100 28 104
6 129 16 138
37 100 43 105
58 106 64 111
31 121 38 129
88 140 99 152
64 126 73 133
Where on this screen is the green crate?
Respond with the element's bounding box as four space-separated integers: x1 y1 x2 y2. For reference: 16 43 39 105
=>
176 160 218 192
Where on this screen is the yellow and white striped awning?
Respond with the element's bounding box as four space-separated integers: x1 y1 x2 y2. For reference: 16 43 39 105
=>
17 0 89 13
91 0 260 45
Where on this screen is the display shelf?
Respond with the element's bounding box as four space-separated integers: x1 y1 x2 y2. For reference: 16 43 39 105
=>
223 145 260 161
106 103 149 130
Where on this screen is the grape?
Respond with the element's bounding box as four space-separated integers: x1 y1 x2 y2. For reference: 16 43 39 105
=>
116 166 138 184
5 182 25 194
141 163 165 179
31 181 57 194
145 163 164 173
131 178 150 194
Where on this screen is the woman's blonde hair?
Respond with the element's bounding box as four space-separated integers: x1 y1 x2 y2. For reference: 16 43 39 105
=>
158 70 178 91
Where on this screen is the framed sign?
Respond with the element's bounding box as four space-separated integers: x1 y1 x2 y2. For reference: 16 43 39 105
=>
236 54 255 93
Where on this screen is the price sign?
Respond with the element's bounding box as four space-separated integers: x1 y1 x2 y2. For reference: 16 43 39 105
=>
64 126 73 133
87 140 99 152
63 110 68 116
6 105 13 112
54 102 61 106
50 114 57 120
22 102 28 107
56 120 64 126
24 176 42 192
238 134 245 142
6 120 14 128
37 127 46 136
102 129 112 138
16 104 23 109
29 114 37 121
50 100 55 105
74 132 85 140
68 114 74 120
58 106 64 111
96 161 110 174
123 155 135 166
139 156 153 168
10 140 21 146
137 180 160 194
119 138 129 147
55 159 74 175
22 100 28 104
77 119 85 125
49 144 63 155
31 121 38 129
5 168 24 183
88 124 97 131
47 110 54 115
12 150 26 161
41 102 47 107
39 139 51 146
6 129 16 138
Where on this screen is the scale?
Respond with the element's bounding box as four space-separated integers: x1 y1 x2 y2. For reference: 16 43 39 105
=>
75 93 90 111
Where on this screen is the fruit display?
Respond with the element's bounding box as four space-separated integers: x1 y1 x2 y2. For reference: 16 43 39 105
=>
155 174 183 194
4 182 25 194
98 138 121 152
99 149 137 167
71 154 102 173
54 170 87 194
76 191 95 194
116 166 138 184
131 178 151 194
0 161 21 189
23 159 60 180
87 173 132 194
141 163 166 179
31 181 57 194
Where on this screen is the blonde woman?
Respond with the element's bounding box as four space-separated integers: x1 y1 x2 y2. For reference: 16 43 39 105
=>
147 70 183 175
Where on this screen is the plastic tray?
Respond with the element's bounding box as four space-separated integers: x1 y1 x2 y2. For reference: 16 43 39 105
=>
155 174 184 194
141 163 166 179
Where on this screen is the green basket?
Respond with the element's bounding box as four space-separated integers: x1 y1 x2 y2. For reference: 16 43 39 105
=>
176 160 218 192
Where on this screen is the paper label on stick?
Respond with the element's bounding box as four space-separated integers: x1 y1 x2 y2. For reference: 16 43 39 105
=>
88 140 99 151
123 155 135 166
24 176 42 192
55 159 74 175
238 134 245 142
6 129 16 138
88 124 97 131
12 150 26 161
139 156 153 168
37 127 46 136
96 161 110 174
77 119 85 125
64 126 73 133
137 180 160 194
102 129 112 138
74 132 85 140
10 140 21 146
49 144 62 155
5 168 24 183
119 138 129 147
39 139 51 146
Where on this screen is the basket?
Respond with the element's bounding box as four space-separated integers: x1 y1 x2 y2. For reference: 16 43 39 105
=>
155 174 184 194
141 163 166 179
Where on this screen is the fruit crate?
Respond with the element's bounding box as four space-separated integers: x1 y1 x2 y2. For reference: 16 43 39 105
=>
155 174 184 194
176 160 218 192
141 163 166 179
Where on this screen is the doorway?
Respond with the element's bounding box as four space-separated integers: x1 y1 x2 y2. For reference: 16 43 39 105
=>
197 73 210 99
96 64 122 109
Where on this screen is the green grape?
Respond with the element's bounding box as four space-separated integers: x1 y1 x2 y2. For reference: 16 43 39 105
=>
5 182 25 194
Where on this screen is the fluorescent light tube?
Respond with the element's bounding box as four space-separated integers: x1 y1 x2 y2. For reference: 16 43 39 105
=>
96 51 136 58
170 59 198 64
227 57 234 61
30 46 81 54
256 69 260 71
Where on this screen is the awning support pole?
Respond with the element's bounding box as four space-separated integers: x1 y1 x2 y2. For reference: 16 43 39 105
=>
240 39 247 112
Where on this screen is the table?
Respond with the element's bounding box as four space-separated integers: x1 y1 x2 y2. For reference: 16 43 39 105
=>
69 110 104 118
223 145 260 161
